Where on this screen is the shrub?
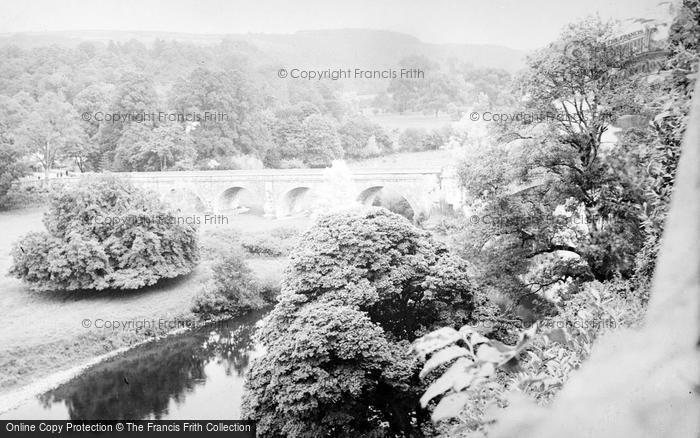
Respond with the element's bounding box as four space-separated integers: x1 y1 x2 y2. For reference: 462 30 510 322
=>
239 235 280 257
240 234 287 257
211 252 263 307
0 183 50 210
0 144 27 209
192 251 272 318
244 302 421 438
243 208 495 437
269 226 300 241
258 276 281 304
199 228 241 260
277 158 305 169
10 176 199 291
398 127 429 151
191 284 236 317
412 280 647 437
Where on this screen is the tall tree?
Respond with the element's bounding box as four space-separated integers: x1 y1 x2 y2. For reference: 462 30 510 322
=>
299 114 344 167
456 17 662 313
169 67 266 161
16 92 86 181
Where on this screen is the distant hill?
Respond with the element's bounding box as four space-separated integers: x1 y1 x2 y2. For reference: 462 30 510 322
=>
0 28 527 72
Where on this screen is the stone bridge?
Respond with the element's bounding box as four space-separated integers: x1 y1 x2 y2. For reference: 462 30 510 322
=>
107 167 462 219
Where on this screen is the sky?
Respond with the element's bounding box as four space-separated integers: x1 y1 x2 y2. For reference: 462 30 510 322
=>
0 0 673 50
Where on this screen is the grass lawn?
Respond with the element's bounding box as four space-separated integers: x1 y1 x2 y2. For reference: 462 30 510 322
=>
348 149 461 170
366 113 456 131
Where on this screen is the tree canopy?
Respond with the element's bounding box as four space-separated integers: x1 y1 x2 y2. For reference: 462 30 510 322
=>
10 176 199 291
243 208 498 437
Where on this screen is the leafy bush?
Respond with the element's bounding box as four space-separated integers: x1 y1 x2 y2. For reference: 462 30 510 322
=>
0 144 28 209
240 234 287 257
0 183 50 210
199 228 241 260
399 127 429 151
211 252 263 305
10 176 199 291
192 251 273 318
258 276 281 304
277 158 305 169
268 226 300 241
243 208 496 437
634 0 699 283
338 115 392 158
412 280 646 437
191 284 236 317
245 302 420 438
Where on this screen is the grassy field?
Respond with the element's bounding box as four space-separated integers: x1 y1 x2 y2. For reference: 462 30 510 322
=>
366 113 456 131
348 148 461 170
0 208 308 395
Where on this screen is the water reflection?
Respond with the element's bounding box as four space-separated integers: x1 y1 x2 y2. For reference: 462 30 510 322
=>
2 311 266 420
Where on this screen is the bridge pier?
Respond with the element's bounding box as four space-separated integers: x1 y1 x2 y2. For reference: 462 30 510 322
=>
263 183 275 218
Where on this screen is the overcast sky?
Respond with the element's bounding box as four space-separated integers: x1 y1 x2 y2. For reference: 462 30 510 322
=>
0 0 672 50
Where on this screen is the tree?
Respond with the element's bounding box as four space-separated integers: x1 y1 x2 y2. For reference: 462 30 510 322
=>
16 92 86 180
244 303 420 438
10 176 199 292
243 208 496 437
113 122 195 171
73 83 115 171
192 251 267 318
169 67 268 161
419 73 467 117
97 72 159 169
491 18 649 277
388 55 439 113
399 128 429 152
0 94 28 206
0 144 27 208
451 17 670 317
114 71 159 115
460 67 515 110
521 17 634 171
299 114 343 167
338 116 391 159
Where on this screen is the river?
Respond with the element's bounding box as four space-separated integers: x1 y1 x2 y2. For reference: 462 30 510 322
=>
0 310 267 420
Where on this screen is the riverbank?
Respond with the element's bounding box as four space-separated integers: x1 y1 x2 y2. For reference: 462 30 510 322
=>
0 208 306 399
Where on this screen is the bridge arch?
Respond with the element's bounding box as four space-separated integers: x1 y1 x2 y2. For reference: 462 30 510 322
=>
357 186 417 221
163 187 207 213
217 186 263 215
277 186 314 217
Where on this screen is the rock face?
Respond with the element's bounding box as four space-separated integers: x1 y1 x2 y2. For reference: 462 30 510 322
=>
489 71 700 438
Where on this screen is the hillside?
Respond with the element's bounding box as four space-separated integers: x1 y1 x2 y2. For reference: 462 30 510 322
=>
0 28 526 73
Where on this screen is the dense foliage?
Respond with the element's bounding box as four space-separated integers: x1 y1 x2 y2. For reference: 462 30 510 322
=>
413 280 645 437
0 95 28 208
634 0 699 281
453 14 694 317
191 251 271 318
242 208 498 437
10 177 199 291
0 37 513 181
419 3 699 435
0 145 27 209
